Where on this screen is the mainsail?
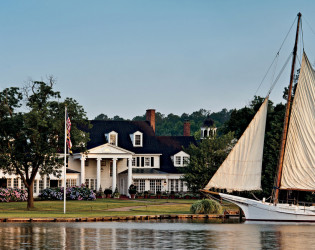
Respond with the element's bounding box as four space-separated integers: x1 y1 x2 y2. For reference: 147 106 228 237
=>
205 97 269 192
280 52 315 190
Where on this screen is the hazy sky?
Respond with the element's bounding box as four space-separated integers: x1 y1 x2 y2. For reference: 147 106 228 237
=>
1 1 315 119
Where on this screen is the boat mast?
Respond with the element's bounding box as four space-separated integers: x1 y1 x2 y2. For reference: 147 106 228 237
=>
274 12 301 204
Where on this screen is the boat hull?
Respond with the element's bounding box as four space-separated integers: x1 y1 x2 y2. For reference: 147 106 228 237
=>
220 193 315 222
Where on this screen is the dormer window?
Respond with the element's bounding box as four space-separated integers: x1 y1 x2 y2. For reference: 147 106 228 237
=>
105 131 118 146
130 131 143 147
173 151 190 167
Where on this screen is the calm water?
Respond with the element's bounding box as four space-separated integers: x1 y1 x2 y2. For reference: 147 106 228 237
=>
0 218 314 249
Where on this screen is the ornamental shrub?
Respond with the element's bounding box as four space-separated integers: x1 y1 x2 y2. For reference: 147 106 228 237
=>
0 188 28 202
190 199 222 214
39 184 96 201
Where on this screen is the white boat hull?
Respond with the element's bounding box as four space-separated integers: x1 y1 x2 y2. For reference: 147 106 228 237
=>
220 193 315 222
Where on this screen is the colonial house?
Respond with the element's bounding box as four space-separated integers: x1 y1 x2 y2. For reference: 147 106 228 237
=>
0 109 197 196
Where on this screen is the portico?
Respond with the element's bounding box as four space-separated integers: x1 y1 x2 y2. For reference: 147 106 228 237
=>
72 143 134 194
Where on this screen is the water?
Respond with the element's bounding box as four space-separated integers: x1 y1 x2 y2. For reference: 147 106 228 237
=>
0 218 314 249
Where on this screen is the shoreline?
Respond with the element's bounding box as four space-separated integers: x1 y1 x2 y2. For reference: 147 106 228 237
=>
0 214 231 223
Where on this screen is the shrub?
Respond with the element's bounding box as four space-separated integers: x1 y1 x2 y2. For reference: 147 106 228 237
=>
39 184 96 201
0 188 28 202
190 199 222 214
104 188 112 195
128 185 137 195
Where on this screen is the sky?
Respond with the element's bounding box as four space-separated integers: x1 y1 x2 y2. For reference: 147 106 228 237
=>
1 1 315 119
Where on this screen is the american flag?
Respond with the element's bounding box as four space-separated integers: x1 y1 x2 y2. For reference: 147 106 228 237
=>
66 110 73 154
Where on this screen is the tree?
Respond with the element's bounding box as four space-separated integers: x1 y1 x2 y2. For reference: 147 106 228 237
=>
182 132 235 192
0 78 90 209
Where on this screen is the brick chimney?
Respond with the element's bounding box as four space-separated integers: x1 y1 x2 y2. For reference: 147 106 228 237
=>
146 109 155 133
183 120 190 136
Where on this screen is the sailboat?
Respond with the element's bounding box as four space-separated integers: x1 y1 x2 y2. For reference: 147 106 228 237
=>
202 13 315 221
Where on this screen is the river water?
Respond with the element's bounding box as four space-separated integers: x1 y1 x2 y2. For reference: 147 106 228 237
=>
0 218 314 249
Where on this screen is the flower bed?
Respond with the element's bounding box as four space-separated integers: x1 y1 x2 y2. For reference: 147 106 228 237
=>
40 185 96 201
0 188 28 202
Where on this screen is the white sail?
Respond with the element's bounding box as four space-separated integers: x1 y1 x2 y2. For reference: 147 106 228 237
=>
280 52 315 190
205 97 268 192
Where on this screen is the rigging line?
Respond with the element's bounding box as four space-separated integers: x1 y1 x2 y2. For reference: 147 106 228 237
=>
303 16 315 38
268 52 293 96
254 16 297 96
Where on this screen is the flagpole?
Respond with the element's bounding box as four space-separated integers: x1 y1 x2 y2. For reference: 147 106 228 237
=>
64 106 67 214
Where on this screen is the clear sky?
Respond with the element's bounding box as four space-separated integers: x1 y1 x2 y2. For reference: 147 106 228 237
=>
1 1 315 119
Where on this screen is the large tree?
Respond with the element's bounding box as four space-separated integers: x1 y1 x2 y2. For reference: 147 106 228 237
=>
181 132 235 192
0 78 90 209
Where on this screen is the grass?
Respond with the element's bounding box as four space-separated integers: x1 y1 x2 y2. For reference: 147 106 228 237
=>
0 199 238 218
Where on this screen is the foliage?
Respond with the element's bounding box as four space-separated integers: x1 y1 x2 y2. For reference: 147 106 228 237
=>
190 199 222 214
39 185 96 201
128 184 137 195
182 132 235 192
113 187 120 198
0 78 90 209
0 188 28 202
104 188 113 195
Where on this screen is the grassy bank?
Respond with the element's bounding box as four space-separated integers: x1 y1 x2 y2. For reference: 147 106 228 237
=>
0 199 238 218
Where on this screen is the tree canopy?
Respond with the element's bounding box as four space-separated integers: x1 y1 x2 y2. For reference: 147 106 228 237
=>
0 78 90 209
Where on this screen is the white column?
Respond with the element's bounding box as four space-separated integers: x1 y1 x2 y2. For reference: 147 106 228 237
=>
18 178 21 189
11 178 14 188
112 158 117 192
127 157 132 197
80 156 86 185
96 158 101 191
43 175 47 189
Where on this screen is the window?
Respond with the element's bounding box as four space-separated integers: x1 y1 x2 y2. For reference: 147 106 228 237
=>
175 179 179 192
13 178 18 188
150 180 156 192
180 180 184 191
149 180 162 193
39 179 44 192
46 176 50 188
21 179 26 190
110 134 116 145
66 179 77 187
169 179 174 192
7 179 12 188
135 135 141 146
132 158 136 166
34 181 37 193
101 160 106 166
175 156 181 165
132 131 143 147
85 178 97 190
183 156 189 166
139 180 145 192
144 157 150 167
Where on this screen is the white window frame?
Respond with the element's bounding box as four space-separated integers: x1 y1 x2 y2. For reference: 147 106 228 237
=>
144 157 151 167
131 131 143 147
173 151 190 167
108 131 118 146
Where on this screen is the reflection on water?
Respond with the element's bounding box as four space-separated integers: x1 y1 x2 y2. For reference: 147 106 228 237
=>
0 219 315 249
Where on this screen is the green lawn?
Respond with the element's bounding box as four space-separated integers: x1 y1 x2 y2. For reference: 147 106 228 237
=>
0 199 238 218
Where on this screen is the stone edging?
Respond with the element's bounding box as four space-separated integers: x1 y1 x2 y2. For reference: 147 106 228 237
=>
0 214 226 223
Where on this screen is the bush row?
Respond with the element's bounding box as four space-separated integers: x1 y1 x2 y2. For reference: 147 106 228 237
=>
0 188 28 202
40 185 96 201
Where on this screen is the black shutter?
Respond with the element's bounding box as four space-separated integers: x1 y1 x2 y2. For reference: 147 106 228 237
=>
141 157 144 167
137 157 140 167
127 159 129 167
151 157 154 167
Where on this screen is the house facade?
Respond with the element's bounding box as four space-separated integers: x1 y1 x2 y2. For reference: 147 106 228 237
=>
0 109 197 196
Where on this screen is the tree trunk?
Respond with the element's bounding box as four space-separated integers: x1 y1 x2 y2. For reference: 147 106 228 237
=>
27 182 34 210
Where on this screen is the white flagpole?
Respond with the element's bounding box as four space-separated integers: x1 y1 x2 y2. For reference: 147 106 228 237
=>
64 106 67 214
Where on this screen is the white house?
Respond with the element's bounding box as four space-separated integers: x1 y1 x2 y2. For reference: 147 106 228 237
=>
0 109 197 196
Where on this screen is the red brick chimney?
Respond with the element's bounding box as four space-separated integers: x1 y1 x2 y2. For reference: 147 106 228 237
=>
146 109 155 133
183 120 190 136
